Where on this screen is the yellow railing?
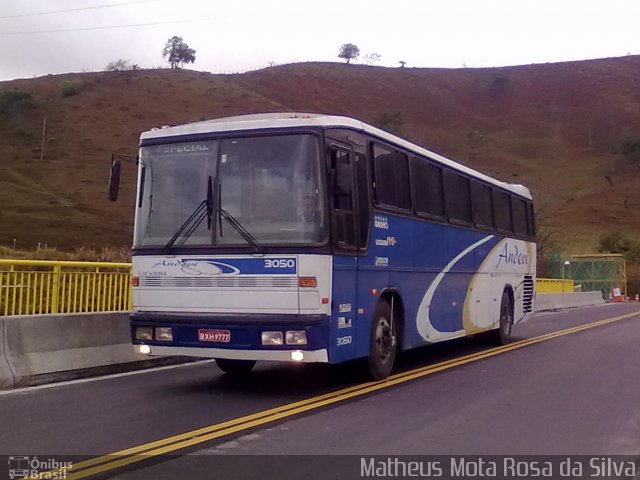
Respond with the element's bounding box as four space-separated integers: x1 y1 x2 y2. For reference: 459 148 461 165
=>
536 278 575 294
0 260 132 316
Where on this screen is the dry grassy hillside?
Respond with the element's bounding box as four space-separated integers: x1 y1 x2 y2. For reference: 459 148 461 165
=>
1 58 640 253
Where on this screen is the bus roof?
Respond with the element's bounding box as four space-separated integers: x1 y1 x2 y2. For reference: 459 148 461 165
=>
140 113 532 199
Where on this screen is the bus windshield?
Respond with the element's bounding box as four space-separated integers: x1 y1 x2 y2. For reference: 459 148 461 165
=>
134 134 326 248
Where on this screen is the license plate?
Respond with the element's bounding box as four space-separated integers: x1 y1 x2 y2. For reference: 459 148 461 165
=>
198 329 231 343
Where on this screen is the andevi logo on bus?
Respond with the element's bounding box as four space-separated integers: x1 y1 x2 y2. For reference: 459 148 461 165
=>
151 259 240 276
496 243 529 267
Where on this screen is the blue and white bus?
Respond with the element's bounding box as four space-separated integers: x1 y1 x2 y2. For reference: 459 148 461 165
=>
111 113 536 380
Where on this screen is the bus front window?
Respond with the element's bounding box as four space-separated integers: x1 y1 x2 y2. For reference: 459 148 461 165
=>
134 134 326 248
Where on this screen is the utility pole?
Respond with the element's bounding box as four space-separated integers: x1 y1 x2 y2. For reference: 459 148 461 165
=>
40 116 46 161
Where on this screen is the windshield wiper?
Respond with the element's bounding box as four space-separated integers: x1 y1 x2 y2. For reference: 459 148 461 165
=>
217 184 262 253
164 177 213 250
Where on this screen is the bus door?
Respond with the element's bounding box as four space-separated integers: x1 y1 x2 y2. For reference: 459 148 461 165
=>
327 140 368 362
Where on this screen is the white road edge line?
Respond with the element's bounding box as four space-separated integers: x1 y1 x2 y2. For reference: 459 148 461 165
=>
0 360 214 397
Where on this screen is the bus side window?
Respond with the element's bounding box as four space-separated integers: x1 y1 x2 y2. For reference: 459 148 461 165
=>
471 180 494 230
444 170 472 225
493 188 513 234
411 157 444 219
512 197 529 238
527 202 536 240
372 144 410 210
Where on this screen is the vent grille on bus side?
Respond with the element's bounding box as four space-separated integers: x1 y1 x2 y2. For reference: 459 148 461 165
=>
523 275 534 313
139 276 298 289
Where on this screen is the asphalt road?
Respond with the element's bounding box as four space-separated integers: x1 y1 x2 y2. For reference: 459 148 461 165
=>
1 303 639 479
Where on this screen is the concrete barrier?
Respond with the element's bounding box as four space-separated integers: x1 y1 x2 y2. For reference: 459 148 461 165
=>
0 317 14 389
0 312 184 389
534 291 605 312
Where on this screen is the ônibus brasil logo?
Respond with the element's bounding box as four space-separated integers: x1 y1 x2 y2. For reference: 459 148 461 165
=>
7 456 73 480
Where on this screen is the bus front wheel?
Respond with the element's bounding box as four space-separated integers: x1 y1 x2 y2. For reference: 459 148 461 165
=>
215 358 256 374
368 300 397 380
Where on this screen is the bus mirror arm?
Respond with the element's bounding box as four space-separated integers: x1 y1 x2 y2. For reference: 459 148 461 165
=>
109 154 139 202
108 158 122 202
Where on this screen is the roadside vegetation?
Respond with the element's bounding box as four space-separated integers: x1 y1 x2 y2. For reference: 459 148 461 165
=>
0 90 35 119
0 245 131 263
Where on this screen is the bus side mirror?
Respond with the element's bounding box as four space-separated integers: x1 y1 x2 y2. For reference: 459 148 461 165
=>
108 159 122 201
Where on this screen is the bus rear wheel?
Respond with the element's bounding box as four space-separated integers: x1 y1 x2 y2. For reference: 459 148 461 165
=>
368 300 397 380
493 290 513 345
215 358 256 374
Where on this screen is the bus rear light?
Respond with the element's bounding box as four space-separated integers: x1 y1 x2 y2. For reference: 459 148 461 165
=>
321 297 329 304
299 277 317 288
135 327 153 341
130 276 140 287
261 331 283 345
155 327 173 341
286 331 307 345
370 288 378 295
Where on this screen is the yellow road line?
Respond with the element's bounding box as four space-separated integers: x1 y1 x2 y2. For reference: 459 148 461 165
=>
42 310 639 480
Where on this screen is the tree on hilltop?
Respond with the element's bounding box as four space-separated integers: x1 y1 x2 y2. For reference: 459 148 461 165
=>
162 36 196 69
105 59 132 71
363 53 381 65
338 43 360 64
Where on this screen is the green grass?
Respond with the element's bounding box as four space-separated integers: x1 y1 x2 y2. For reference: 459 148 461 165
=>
0 245 131 262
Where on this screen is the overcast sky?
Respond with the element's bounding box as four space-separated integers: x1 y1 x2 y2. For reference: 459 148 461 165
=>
1 0 639 81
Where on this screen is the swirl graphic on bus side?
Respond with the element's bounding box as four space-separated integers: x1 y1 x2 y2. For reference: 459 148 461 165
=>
183 260 241 276
416 235 495 342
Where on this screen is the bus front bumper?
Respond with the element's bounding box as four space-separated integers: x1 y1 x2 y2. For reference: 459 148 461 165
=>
134 344 328 363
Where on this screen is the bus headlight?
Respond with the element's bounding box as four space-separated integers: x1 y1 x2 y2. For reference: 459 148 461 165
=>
291 350 304 361
155 327 173 341
286 331 307 345
135 327 153 341
261 331 283 345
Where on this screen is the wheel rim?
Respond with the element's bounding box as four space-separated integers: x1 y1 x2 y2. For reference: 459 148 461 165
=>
374 316 394 365
501 301 512 337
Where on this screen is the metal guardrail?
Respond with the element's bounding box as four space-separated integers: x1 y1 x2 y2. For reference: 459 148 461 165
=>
0 263 582 315
0 260 132 316
536 278 575 294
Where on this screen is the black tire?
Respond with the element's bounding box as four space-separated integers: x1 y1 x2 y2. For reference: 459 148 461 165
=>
493 290 513 345
215 358 256 374
368 300 397 380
